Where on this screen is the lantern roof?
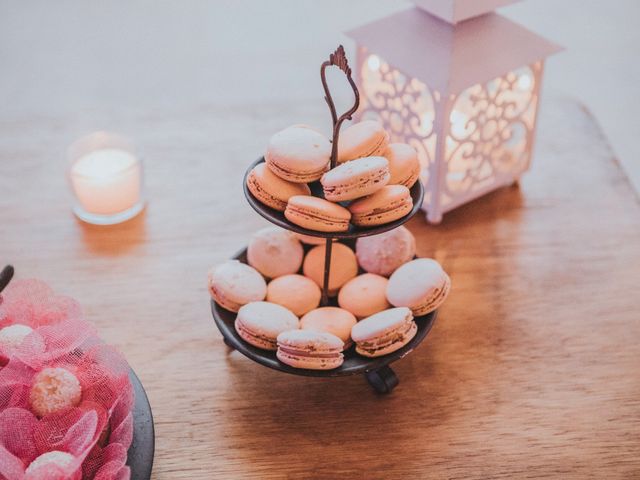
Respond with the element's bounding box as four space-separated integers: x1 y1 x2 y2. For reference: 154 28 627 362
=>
346 7 562 95
411 0 521 24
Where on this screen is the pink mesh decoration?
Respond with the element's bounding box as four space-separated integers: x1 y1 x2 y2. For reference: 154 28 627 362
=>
0 280 96 368
0 280 134 480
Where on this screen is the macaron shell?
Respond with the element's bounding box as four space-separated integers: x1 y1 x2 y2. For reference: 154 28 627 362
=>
276 329 344 369
411 274 451 316
385 143 421 188
351 307 414 341
355 226 416 277
355 321 417 358
303 243 358 295
208 261 267 313
267 274 322 316
276 348 344 370
386 258 451 315
337 121 389 163
300 307 357 345
285 195 351 232
349 185 413 227
247 163 311 211
321 156 390 202
337 274 390 319
235 301 299 350
247 227 304 278
265 125 331 183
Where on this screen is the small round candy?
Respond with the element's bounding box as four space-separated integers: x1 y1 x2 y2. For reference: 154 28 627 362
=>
29 367 82 417
0 324 34 348
25 451 77 478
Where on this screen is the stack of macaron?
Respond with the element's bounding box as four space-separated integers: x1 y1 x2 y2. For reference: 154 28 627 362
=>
208 225 451 370
246 121 421 232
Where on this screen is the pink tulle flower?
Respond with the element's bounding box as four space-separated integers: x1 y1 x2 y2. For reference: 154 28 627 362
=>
0 341 133 479
0 280 96 368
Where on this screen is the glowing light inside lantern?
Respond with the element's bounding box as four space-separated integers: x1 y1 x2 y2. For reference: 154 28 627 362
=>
449 110 469 137
367 55 381 72
517 73 532 90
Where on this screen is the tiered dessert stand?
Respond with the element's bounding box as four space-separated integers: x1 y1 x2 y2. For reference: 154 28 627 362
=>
211 47 437 394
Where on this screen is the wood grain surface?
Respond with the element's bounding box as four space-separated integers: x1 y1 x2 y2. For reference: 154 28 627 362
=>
1 22 640 477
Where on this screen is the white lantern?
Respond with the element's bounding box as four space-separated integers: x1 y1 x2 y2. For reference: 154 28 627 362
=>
347 1 561 223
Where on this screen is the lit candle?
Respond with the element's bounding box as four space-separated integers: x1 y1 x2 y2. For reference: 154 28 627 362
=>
68 132 144 225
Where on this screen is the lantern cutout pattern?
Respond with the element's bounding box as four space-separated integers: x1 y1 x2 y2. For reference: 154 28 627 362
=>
347 2 561 223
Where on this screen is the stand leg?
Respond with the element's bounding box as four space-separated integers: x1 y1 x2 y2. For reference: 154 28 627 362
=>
365 366 399 394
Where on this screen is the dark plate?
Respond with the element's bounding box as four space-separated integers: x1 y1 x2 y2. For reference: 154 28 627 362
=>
128 369 154 480
243 157 425 240
210 247 437 378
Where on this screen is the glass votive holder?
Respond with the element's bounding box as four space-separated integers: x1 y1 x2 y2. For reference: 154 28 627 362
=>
67 131 145 225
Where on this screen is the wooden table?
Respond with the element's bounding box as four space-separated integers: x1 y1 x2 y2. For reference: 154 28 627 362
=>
2 22 640 479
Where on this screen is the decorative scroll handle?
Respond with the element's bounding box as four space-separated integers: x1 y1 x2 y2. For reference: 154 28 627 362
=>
321 45 360 169
319 46 360 306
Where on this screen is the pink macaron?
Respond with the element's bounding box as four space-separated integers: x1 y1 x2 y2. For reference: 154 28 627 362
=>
349 185 413 227
265 125 331 183
277 329 344 370
246 163 311 211
285 195 351 232
247 227 304 279
300 307 357 349
267 274 321 316
208 260 267 312
386 258 451 316
351 307 417 357
235 301 299 350
337 120 389 163
338 273 390 319
355 226 416 276
384 143 421 188
321 156 390 202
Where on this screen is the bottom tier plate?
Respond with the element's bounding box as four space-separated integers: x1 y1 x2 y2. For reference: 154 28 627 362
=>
128 369 155 480
210 247 437 384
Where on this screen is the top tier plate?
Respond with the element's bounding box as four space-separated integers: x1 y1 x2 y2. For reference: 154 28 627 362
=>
243 157 425 239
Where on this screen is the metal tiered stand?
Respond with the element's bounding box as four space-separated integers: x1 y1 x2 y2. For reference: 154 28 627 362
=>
211 46 437 394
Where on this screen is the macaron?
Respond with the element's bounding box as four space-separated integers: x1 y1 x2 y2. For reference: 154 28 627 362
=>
351 307 417 357
208 260 267 313
300 307 357 348
386 258 451 316
246 163 311 211
337 120 389 163
267 274 321 316
277 329 344 370
338 274 390 319
356 226 416 276
247 227 304 278
285 195 351 232
349 185 413 227
235 301 299 350
384 143 421 188
265 125 331 183
303 242 358 296
321 156 390 202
